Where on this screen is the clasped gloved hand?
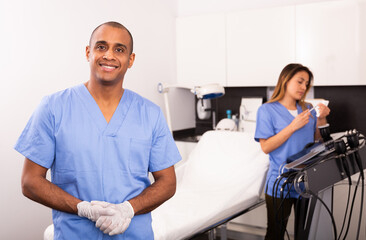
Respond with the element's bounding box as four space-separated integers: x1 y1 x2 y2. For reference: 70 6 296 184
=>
77 201 106 221
91 200 135 236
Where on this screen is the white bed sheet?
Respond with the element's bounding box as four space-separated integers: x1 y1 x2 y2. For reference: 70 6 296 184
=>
152 131 269 240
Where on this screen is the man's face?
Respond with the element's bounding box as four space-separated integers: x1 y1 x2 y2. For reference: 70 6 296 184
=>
86 25 135 85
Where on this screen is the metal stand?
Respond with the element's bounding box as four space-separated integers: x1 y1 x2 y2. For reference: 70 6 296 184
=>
208 229 215 240
187 199 265 239
220 223 227 240
308 188 333 239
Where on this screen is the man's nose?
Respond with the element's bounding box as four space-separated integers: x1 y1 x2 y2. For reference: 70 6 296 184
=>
103 49 115 60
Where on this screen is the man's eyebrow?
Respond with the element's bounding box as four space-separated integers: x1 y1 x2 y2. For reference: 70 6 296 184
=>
95 40 107 45
115 43 128 50
94 41 128 50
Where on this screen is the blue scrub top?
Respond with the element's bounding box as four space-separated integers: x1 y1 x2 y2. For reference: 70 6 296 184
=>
15 84 181 240
254 101 317 198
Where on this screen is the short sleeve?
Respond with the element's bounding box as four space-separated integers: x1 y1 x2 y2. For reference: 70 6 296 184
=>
14 96 55 168
148 109 181 172
254 104 275 142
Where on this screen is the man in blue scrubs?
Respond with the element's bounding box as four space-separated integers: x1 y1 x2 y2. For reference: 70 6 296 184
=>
15 21 181 239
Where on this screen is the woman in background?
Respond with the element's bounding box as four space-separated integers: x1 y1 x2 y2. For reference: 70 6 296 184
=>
255 63 330 239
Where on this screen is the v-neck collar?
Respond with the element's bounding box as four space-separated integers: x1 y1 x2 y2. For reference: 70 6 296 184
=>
74 84 133 136
276 101 302 119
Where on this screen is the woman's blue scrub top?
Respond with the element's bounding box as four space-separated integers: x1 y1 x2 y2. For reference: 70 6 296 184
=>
15 84 181 240
254 102 317 198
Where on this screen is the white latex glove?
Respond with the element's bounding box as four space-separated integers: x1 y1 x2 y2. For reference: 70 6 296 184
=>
91 201 134 236
77 201 105 221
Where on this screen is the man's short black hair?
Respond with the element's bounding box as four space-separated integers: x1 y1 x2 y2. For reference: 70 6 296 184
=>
89 21 134 54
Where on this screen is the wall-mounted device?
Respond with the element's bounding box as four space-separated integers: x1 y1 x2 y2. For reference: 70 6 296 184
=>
239 97 263 133
158 82 225 132
196 99 211 120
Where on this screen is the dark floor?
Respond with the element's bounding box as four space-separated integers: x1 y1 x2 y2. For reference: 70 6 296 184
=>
189 232 235 240
189 233 209 240
188 229 264 240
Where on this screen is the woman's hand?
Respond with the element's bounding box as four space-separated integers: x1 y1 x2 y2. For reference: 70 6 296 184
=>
289 110 311 132
260 110 311 154
314 103 330 140
316 103 330 126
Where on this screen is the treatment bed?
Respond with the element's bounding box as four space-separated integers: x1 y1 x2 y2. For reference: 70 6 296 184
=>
151 130 269 240
44 131 269 240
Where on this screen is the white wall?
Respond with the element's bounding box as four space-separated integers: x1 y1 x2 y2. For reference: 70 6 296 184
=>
0 0 180 239
177 0 337 16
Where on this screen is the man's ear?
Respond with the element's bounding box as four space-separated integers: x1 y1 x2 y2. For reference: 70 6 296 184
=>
128 53 135 68
86 46 90 62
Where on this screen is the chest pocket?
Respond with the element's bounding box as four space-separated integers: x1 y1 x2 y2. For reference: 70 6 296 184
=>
129 138 151 175
273 116 291 135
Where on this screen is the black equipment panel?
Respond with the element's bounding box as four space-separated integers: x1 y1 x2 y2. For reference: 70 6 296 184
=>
303 152 366 193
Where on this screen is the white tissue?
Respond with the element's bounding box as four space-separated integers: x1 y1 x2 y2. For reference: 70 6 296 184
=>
307 99 329 117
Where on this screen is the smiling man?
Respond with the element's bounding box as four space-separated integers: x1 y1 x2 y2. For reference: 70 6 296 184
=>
15 22 181 239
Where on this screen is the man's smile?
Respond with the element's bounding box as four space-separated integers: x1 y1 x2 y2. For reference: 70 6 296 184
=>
99 63 118 72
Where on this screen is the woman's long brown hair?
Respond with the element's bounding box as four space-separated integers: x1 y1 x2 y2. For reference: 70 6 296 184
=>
268 63 313 111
